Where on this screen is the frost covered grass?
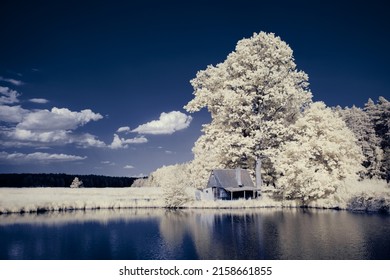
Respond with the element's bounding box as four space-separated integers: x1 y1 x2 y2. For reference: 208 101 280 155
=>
0 187 164 214
1 179 389 214
309 178 390 212
338 179 390 212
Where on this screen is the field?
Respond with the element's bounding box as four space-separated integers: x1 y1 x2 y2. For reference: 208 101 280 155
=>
0 187 164 214
0 178 389 214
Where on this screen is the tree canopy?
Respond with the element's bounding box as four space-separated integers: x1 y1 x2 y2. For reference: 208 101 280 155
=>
148 31 384 206
274 102 363 203
184 32 312 187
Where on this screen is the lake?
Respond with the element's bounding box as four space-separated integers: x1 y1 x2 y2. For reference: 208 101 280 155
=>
0 208 389 260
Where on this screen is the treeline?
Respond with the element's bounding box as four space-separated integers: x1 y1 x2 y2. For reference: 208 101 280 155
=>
336 96 390 180
0 173 142 188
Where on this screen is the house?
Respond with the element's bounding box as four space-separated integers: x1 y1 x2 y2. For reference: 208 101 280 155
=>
196 168 258 201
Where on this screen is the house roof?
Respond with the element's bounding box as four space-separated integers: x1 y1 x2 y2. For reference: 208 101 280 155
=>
207 169 255 190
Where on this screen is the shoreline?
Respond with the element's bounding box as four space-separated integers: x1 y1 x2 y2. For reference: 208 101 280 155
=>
1 186 389 215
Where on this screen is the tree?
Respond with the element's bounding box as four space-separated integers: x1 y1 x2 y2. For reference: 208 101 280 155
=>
148 164 191 208
364 97 390 179
70 177 83 188
336 105 383 178
273 102 363 205
184 32 312 188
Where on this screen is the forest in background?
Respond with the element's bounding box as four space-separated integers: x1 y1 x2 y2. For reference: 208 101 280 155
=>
0 173 142 188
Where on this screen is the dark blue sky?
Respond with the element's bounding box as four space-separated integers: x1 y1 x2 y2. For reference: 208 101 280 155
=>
1 0 389 176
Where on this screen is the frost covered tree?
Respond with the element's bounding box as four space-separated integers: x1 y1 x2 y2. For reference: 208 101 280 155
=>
336 105 383 178
148 164 191 208
273 102 363 205
365 97 390 179
70 177 83 188
184 32 312 188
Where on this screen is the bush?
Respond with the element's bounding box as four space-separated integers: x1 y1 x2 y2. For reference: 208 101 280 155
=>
148 163 192 208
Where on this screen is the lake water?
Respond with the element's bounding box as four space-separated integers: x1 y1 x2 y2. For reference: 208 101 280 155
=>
1 208 389 260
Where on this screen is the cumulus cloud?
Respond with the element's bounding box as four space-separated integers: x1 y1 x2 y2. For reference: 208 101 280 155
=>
17 107 103 131
132 111 193 135
0 86 20 104
0 105 28 123
75 133 106 148
29 98 49 104
123 165 134 169
8 128 71 143
0 151 86 163
117 126 131 133
0 129 106 149
0 76 24 86
0 104 105 148
109 134 148 149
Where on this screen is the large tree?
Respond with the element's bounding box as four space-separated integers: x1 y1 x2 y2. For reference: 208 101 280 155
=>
184 32 312 188
274 102 363 205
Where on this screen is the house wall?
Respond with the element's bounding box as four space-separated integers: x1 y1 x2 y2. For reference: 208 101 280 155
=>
196 187 215 201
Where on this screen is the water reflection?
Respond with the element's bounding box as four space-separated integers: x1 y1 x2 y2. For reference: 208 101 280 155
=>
0 208 389 259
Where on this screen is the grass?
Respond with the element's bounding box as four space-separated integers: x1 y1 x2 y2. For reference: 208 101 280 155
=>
0 179 388 214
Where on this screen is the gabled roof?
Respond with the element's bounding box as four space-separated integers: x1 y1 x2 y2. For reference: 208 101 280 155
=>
207 169 255 190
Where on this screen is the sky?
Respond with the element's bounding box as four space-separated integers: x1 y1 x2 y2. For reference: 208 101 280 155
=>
0 0 389 177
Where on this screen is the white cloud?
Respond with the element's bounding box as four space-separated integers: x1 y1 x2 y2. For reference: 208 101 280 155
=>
123 165 134 169
17 107 103 131
0 92 107 149
109 134 125 149
0 86 20 104
0 105 28 123
109 134 148 149
125 136 148 144
29 98 49 104
9 128 71 143
132 173 146 178
132 111 193 135
0 106 105 148
75 133 106 148
117 126 131 133
0 76 24 86
0 151 86 163
0 129 105 149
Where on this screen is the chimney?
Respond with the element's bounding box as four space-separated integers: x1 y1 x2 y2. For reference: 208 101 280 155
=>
236 168 242 187
255 157 262 191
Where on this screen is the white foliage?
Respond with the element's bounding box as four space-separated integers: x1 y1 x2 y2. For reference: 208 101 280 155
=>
184 32 312 187
148 163 192 208
273 102 363 204
70 177 84 188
